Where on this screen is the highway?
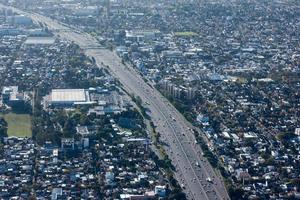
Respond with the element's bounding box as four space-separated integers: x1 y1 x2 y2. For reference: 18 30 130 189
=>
1 5 230 200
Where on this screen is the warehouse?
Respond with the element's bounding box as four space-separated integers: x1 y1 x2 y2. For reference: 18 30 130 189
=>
48 89 92 107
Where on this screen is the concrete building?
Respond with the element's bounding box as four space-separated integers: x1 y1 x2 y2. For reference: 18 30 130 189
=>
154 185 167 197
1 86 25 106
61 138 75 150
7 15 33 25
48 89 92 107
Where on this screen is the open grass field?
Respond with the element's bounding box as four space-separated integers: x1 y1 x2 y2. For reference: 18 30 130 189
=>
0 113 32 137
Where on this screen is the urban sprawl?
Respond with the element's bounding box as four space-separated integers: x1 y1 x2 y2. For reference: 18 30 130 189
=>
0 0 300 200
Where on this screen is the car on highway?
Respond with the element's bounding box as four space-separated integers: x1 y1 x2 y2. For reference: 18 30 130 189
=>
206 177 213 183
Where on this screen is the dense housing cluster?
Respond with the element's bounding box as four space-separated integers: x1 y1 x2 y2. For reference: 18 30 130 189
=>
0 138 34 199
0 7 181 200
11 0 300 199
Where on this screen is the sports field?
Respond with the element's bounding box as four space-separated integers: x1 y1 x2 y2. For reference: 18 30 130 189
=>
0 113 32 137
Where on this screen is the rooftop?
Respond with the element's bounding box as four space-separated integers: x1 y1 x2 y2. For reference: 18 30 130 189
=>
51 89 87 103
24 37 55 45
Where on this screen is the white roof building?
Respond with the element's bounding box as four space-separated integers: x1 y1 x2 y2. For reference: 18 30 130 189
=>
49 89 91 107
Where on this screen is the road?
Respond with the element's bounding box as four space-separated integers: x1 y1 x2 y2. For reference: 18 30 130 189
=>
1 5 230 200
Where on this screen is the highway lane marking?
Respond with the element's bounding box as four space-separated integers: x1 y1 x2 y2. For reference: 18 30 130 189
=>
92 56 200 200
174 117 227 199
147 100 211 199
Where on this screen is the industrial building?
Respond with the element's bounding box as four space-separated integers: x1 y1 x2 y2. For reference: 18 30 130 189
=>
24 37 55 45
48 89 92 107
1 86 25 106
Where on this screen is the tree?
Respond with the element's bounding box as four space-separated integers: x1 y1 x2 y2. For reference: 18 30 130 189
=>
62 119 76 137
80 114 91 126
168 189 186 200
0 117 8 138
228 186 246 200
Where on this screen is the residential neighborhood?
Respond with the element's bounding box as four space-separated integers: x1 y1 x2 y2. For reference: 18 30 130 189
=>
0 0 300 199
0 7 183 200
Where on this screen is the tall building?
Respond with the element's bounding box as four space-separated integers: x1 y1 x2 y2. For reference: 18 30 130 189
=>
186 87 196 100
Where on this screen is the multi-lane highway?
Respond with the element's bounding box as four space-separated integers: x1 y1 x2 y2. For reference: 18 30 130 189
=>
1 5 230 200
